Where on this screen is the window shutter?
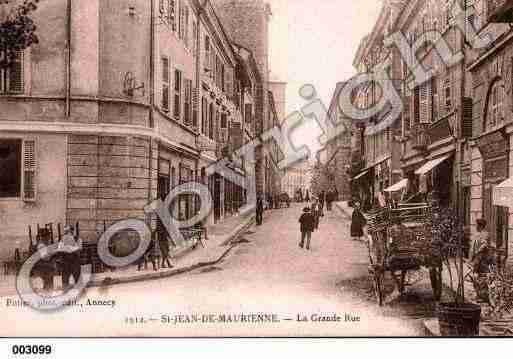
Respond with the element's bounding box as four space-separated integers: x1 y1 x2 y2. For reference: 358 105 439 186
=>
462 97 473 138
419 81 431 123
414 86 420 125
8 51 23 93
174 70 181 119
169 0 176 31
192 86 199 128
162 58 170 111
22 140 36 202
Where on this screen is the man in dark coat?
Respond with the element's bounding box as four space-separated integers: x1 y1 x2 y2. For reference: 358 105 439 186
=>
350 202 367 241
298 207 315 250
256 197 264 226
319 191 325 217
326 189 334 211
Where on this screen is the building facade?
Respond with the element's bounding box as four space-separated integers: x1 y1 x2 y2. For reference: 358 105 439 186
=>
326 82 352 202
468 0 513 263
347 0 513 262
351 3 403 209
0 0 267 260
214 0 282 201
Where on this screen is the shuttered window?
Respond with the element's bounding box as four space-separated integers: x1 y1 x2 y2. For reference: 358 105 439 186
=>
1 51 24 94
205 36 211 71
169 0 176 31
192 86 198 128
22 140 36 201
419 81 431 123
201 97 207 135
162 57 170 112
414 86 420 125
432 78 439 123
208 103 214 140
184 79 192 126
174 69 182 119
184 5 189 47
444 77 452 113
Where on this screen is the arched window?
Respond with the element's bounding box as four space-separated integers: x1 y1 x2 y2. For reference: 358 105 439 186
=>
485 80 505 131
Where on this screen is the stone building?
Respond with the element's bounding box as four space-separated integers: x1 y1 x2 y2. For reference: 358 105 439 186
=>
326 82 352 202
348 0 513 262
467 0 513 263
214 0 281 200
0 0 257 260
281 158 311 200
351 3 403 210
269 74 286 123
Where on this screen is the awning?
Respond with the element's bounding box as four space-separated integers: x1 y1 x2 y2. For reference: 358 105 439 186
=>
494 177 513 208
414 155 451 175
384 179 408 192
353 170 370 180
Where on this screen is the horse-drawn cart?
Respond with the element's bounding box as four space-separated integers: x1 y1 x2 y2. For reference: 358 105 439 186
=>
366 203 443 306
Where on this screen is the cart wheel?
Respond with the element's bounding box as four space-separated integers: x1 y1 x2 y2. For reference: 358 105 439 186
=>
372 269 384 306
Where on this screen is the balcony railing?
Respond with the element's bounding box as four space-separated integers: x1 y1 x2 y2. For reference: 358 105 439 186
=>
411 123 430 152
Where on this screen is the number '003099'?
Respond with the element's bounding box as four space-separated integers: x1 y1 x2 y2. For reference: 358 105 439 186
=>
12 345 52 355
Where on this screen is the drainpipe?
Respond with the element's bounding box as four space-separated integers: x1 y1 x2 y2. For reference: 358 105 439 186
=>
148 0 156 210
149 0 155 129
66 0 72 117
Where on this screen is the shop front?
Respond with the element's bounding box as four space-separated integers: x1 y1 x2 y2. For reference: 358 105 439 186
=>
477 129 510 264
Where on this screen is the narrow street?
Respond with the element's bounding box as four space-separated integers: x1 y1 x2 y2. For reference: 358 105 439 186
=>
2 204 424 337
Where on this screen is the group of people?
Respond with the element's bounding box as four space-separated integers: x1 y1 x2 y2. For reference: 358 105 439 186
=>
32 225 83 292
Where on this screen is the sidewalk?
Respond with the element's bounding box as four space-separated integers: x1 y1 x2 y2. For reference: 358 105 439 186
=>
333 201 513 336
0 211 256 297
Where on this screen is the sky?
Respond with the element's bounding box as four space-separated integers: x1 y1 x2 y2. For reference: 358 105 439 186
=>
267 0 382 155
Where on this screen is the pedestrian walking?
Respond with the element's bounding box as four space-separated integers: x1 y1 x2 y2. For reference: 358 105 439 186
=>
311 200 320 230
267 193 274 210
326 189 334 211
305 190 310 203
158 227 173 269
319 191 325 217
298 207 315 250
59 225 82 290
138 235 158 271
350 202 367 241
256 197 264 226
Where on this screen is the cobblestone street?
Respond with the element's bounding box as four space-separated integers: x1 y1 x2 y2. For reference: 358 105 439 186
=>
1 204 425 336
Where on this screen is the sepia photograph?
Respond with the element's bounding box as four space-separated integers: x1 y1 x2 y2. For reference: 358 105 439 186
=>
0 0 513 340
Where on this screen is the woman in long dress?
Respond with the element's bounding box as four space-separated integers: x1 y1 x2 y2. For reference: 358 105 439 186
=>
350 202 366 241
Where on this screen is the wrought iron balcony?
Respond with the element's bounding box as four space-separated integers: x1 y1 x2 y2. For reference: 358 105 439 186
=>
411 123 430 152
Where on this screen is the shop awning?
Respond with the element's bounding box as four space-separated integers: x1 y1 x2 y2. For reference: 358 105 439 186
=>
384 179 408 192
414 155 451 175
494 177 513 208
353 170 370 180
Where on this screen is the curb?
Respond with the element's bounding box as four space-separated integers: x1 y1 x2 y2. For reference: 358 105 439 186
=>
87 215 255 289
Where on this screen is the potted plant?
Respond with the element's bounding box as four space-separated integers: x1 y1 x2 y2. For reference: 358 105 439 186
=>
428 206 482 336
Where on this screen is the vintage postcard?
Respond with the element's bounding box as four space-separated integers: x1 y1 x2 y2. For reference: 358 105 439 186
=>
0 0 513 339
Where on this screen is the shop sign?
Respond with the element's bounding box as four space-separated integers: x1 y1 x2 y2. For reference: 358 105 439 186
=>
484 156 509 181
477 130 508 160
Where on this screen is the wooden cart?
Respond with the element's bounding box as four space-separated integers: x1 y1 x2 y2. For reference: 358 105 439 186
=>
366 203 442 306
